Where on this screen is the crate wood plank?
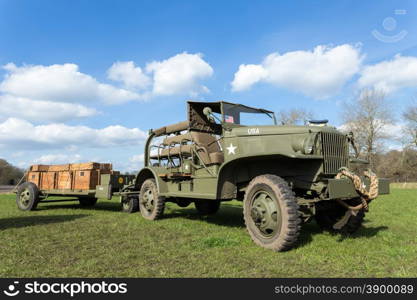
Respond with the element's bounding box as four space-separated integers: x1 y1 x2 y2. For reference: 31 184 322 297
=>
40 171 56 190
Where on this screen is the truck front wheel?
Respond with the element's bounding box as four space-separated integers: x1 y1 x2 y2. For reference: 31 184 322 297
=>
139 179 165 220
243 175 300 252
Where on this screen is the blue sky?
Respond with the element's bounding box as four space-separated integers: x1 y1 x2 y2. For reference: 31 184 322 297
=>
0 0 416 171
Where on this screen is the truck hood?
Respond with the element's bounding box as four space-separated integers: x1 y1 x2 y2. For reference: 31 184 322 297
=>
228 125 342 137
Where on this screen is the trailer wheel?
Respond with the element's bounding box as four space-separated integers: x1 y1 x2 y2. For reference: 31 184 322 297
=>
121 195 139 213
139 178 165 220
243 175 301 252
79 197 98 207
16 182 39 211
315 198 365 233
194 199 220 215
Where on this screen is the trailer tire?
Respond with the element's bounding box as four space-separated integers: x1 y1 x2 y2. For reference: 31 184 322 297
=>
121 195 139 213
139 179 165 220
16 182 39 211
194 199 220 215
79 197 98 207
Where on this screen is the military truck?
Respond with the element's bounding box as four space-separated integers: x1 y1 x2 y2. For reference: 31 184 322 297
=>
125 101 390 251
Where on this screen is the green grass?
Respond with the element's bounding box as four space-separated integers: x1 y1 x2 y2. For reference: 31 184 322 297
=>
0 189 416 277
391 182 417 189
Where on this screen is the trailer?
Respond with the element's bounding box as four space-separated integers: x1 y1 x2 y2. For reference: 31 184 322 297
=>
15 162 136 211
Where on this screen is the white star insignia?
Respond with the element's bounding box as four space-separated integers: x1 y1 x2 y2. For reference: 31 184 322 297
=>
227 143 237 155
184 164 189 170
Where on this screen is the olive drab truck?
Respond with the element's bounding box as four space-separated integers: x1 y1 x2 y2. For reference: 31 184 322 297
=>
126 101 389 251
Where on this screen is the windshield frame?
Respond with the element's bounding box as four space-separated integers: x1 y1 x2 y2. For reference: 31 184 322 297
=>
220 102 277 126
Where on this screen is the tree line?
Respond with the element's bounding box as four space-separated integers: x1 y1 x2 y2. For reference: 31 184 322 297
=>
0 159 25 185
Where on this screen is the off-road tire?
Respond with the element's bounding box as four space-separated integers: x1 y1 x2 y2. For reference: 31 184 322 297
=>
315 198 365 233
139 178 165 220
194 199 220 215
243 174 301 251
79 197 98 207
16 182 39 211
121 195 139 213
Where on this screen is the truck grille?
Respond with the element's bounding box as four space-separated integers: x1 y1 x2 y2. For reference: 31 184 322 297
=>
320 132 349 174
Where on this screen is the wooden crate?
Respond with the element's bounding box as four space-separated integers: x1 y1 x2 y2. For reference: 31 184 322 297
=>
31 165 49 172
69 162 112 171
73 170 99 190
40 171 56 190
57 171 72 189
49 164 70 172
28 171 40 186
27 162 113 191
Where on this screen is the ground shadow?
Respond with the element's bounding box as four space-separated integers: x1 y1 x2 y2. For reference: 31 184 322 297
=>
337 225 389 241
165 204 245 228
165 205 388 248
39 200 121 212
0 214 88 230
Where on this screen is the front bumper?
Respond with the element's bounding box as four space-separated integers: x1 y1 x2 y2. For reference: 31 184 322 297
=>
326 177 390 200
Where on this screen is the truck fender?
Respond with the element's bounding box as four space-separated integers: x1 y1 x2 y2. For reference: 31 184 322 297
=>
216 160 242 199
135 167 168 193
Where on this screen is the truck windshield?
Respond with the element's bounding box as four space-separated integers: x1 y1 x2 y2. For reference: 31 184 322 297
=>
222 103 276 126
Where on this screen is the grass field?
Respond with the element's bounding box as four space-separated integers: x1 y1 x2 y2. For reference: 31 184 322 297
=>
0 189 416 278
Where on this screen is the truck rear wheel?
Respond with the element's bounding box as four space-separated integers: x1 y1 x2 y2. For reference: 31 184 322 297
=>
121 195 139 213
16 182 39 211
194 199 220 215
315 198 365 233
139 178 165 220
79 197 97 207
243 175 300 252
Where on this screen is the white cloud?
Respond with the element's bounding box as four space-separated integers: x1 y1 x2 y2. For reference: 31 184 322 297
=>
231 64 267 92
231 44 362 99
1 63 142 105
107 61 151 90
358 54 417 94
381 123 405 138
0 118 147 150
33 153 82 164
338 121 404 139
146 52 213 96
0 94 98 122
130 154 144 163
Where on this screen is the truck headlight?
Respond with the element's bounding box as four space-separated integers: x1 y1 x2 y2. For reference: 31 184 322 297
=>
303 134 316 154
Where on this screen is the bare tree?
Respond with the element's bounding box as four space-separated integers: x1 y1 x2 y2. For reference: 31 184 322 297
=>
403 102 417 148
277 108 314 125
341 88 394 167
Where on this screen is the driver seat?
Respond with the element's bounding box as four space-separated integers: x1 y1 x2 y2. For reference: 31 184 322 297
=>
190 132 224 165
